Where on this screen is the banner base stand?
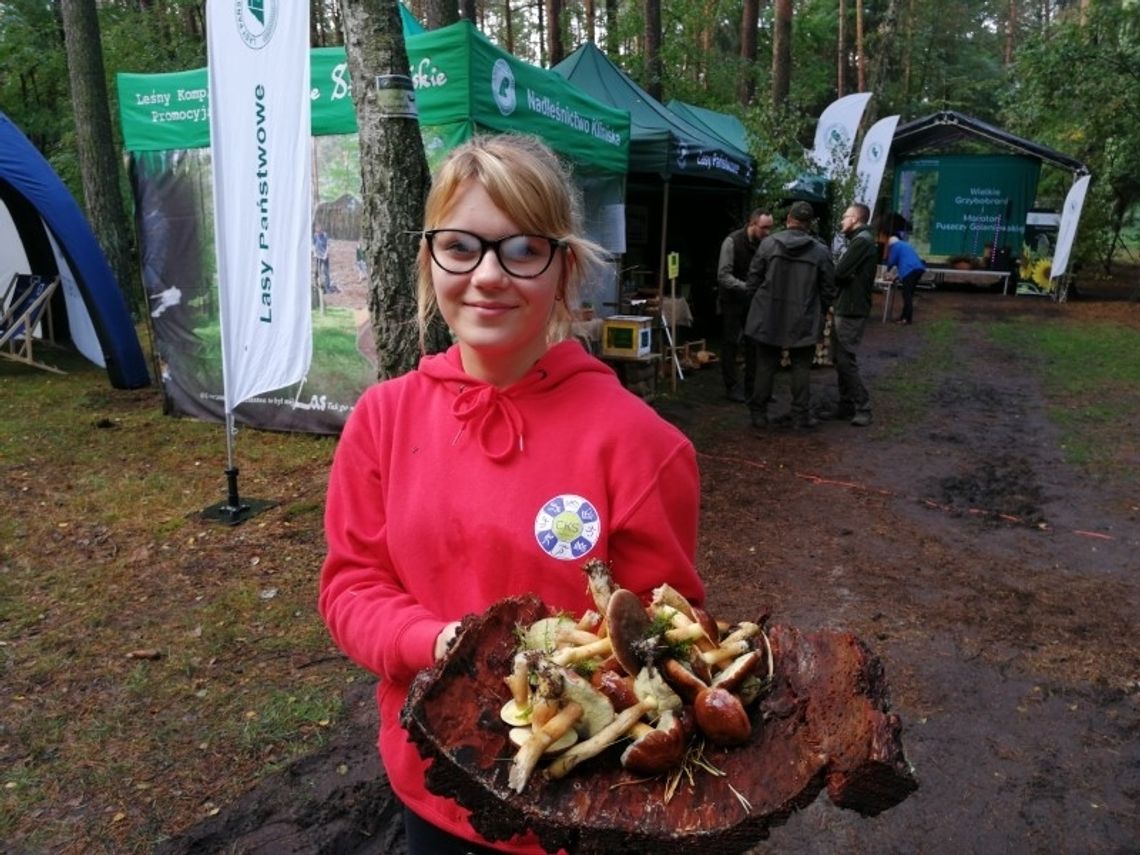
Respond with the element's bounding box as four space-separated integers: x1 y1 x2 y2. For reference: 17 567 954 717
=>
200 467 276 526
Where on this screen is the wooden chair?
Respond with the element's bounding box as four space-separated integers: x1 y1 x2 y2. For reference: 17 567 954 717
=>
0 273 64 374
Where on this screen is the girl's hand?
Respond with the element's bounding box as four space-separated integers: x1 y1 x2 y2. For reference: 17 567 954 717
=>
434 621 461 661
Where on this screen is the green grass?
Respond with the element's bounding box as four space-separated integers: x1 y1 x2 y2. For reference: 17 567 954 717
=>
988 320 1140 472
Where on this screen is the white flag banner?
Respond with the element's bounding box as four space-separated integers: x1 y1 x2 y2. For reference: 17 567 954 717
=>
207 0 311 413
1050 175 1091 280
854 114 899 218
810 93 872 176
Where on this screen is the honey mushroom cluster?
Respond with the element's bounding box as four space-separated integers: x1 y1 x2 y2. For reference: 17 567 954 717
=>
501 559 773 793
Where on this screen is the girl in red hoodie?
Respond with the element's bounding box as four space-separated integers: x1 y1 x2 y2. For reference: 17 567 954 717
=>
319 134 705 854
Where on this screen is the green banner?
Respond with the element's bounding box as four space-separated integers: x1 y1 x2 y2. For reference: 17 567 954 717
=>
893 154 1040 256
117 22 629 175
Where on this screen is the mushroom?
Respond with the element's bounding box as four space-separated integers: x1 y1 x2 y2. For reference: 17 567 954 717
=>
521 616 582 652
591 667 640 712
544 695 658 781
508 701 584 792
700 638 753 669
504 650 532 706
556 667 616 738
509 725 577 754
549 635 613 667
710 649 764 693
661 658 753 746
661 657 709 705
620 708 687 775
605 588 653 676
582 558 617 613
632 664 683 714
692 686 752 746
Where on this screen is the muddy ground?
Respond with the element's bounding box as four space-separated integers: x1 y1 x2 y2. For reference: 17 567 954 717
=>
159 285 1140 854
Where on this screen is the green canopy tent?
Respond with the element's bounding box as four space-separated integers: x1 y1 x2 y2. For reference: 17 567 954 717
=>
116 21 631 434
666 99 750 155
554 43 754 323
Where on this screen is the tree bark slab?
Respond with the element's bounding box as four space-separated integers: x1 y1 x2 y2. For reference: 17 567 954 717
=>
403 594 918 854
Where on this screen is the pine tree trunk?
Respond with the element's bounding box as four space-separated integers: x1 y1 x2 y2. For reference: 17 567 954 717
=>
341 0 449 380
772 0 792 109
423 0 458 29
605 0 619 55
837 0 847 97
547 0 565 66
738 0 759 105
584 0 596 43
856 0 866 91
59 0 137 307
1005 0 1016 64
644 0 663 101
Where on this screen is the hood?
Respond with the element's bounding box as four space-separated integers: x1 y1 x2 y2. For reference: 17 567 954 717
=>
417 340 612 461
770 227 824 257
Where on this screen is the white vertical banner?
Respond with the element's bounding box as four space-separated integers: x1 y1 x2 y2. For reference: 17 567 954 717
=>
810 92 872 176
854 114 899 218
1050 175 1091 280
207 0 311 413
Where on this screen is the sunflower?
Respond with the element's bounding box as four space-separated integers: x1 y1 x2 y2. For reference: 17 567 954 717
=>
1031 258 1053 289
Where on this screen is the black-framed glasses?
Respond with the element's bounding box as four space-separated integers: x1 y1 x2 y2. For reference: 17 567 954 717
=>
423 229 567 279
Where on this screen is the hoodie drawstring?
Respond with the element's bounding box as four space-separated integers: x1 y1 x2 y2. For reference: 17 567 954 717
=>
451 385 527 461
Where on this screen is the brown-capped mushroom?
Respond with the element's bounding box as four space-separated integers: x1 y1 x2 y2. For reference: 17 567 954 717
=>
692 686 752 746
620 708 687 775
591 668 640 711
661 657 709 705
605 588 653 676
710 649 764 693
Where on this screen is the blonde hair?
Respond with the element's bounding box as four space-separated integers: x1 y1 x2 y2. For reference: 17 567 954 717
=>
416 133 606 347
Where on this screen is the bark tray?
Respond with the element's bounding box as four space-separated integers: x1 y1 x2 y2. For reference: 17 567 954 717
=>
402 594 918 854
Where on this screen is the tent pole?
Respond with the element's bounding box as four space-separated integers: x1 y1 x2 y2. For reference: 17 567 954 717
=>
658 179 670 303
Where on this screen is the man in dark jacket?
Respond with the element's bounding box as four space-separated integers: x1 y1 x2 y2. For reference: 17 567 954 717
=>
744 200 836 430
716 209 774 401
826 203 878 426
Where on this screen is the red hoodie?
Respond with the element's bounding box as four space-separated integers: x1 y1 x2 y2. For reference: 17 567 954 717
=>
319 340 703 852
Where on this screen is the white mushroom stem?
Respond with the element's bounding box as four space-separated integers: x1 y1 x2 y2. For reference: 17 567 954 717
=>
721 622 761 647
663 621 711 646
550 636 613 666
555 627 602 647
656 606 717 652
576 609 602 633
508 701 583 793
531 695 560 729
544 696 658 781
701 639 752 668
505 652 531 707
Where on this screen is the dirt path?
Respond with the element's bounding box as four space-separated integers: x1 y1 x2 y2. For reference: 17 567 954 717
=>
159 289 1140 854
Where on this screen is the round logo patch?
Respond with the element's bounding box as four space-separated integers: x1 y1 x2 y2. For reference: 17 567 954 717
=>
491 58 516 116
534 494 600 561
235 0 279 50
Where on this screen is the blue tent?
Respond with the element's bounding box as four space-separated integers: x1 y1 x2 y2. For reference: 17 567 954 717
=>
0 113 149 389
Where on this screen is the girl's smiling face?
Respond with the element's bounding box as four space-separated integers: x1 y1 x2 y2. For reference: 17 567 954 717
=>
430 180 568 387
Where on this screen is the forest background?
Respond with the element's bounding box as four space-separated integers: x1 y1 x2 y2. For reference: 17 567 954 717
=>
2 0 1140 305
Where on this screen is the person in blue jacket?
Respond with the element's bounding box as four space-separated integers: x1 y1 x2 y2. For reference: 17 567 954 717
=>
885 233 926 324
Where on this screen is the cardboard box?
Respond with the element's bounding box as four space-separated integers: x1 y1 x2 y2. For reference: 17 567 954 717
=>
602 315 653 358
